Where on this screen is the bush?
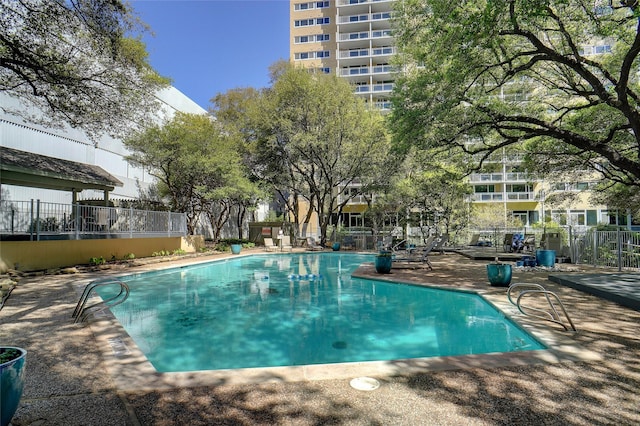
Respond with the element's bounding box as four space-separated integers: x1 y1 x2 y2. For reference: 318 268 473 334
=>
89 256 105 266
216 238 253 252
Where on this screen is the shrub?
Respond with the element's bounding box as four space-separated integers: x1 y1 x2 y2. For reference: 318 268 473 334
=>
89 256 105 266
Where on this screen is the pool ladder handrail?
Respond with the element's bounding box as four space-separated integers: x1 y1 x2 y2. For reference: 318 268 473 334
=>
507 283 577 332
72 279 130 324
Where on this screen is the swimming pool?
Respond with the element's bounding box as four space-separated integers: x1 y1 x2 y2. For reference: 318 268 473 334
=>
99 253 545 372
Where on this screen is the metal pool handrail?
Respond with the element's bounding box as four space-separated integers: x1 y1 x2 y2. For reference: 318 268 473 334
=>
72 279 130 324
507 283 577 332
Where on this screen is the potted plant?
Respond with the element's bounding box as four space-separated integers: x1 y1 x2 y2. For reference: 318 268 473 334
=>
374 251 393 274
486 258 512 287
1 346 27 426
332 241 341 251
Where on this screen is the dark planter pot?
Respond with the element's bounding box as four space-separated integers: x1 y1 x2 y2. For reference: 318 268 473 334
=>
332 242 341 251
230 244 242 254
486 264 512 287
375 255 393 274
1 347 27 426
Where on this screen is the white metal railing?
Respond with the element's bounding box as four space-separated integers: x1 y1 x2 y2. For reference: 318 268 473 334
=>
338 12 392 24
469 172 535 182
340 48 370 59
469 193 504 202
338 30 393 42
573 229 640 271
337 0 393 6
506 191 534 201
0 200 187 240
373 83 394 92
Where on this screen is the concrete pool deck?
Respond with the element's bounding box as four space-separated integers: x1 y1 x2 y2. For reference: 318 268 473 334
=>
1 249 639 425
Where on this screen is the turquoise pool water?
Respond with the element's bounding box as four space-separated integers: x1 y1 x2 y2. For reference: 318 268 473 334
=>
100 253 545 372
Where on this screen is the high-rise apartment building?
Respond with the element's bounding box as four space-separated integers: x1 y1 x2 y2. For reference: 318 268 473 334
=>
289 1 623 234
290 0 395 112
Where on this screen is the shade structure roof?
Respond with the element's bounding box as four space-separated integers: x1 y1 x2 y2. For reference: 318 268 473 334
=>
0 146 123 192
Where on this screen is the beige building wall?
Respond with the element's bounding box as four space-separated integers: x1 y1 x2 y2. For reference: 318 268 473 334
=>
0 236 203 273
290 1 337 72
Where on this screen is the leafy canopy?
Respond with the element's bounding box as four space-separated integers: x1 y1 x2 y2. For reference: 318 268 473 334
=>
391 0 640 190
0 0 169 139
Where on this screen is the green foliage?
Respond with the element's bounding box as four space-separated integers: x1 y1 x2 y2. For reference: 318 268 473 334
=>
125 112 259 236
123 253 136 260
0 347 22 364
216 238 254 251
89 256 106 266
0 0 169 139
391 0 640 189
151 250 171 257
172 249 186 255
255 63 394 244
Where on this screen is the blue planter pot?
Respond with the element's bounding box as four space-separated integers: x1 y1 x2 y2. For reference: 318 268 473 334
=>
332 242 341 251
486 264 512 287
1 347 27 426
230 244 242 254
375 255 393 274
536 249 556 267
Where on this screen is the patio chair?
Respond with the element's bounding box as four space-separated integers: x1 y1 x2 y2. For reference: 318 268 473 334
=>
280 235 293 252
392 237 436 270
264 237 278 252
503 233 514 252
523 234 536 252
306 237 324 251
431 234 449 254
342 235 356 250
468 234 481 246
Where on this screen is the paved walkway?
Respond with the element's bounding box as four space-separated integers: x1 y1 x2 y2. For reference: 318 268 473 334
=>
1 250 639 425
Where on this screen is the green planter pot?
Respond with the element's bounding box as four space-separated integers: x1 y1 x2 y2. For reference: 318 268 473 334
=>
375 254 393 274
1 347 27 426
486 264 512 287
230 244 242 254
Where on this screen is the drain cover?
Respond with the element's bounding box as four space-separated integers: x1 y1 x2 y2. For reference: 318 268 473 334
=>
349 377 380 391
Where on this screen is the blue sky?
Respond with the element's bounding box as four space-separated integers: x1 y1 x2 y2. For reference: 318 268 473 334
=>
131 0 290 110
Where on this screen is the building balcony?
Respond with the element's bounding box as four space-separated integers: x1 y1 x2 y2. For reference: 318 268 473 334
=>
469 192 537 202
469 172 536 183
337 12 392 27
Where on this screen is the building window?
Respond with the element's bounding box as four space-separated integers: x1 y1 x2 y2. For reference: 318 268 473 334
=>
474 185 495 193
295 17 330 27
294 51 330 60
294 1 329 11
295 34 330 44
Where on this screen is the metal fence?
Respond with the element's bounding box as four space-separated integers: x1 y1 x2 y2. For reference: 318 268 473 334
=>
0 200 187 240
572 229 640 271
463 226 640 271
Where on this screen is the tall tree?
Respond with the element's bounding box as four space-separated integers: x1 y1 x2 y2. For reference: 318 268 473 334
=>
123 112 256 237
0 0 168 139
257 65 392 245
391 0 640 190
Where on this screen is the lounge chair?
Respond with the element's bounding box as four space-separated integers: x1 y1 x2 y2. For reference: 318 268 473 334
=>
431 234 449 254
280 235 293 252
523 234 535 252
393 238 436 270
503 233 514 252
306 237 324 251
342 235 356 250
264 237 278 252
